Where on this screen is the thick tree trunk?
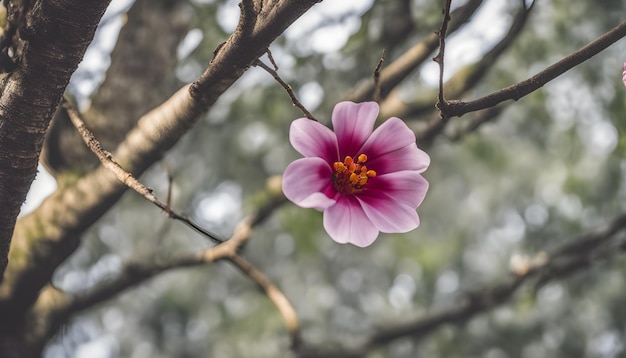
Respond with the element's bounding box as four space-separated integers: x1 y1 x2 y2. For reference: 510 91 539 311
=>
0 0 110 356
0 0 322 356
41 0 189 175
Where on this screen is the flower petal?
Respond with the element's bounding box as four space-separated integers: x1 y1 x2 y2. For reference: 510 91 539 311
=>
358 117 417 159
323 196 379 247
367 143 430 175
366 171 429 208
332 101 378 157
290 118 339 164
282 157 337 210
357 192 421 233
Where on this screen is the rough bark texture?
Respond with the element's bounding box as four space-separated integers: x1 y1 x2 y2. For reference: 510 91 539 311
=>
0 0 111 356
41 0 189 175
0 1 322 356
0 0 111 282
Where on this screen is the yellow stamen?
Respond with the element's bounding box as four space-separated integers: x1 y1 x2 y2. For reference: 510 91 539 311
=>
332 153 376 194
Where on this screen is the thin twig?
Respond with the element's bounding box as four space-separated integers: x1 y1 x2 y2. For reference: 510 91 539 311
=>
434 0 453 112
62 98 223 243
296 212 626 358
57 105 300 343
344 0 484 103
255 60 318 121
231 254 302 349
267 48 279 71
373 50 386 103
53 213 301 349
439 20 626 118
166 174 174 208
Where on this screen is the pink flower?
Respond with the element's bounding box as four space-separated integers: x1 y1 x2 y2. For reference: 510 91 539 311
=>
623 61 626 87
282 101 430 247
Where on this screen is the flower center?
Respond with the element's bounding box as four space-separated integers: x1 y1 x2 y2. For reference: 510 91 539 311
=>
332 154 376 194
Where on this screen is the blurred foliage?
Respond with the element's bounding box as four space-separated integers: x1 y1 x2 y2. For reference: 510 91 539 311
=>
41 0 626 357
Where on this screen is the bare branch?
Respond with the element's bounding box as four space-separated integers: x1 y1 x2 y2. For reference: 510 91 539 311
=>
390 1 534 121
63 99 222 243
255 60 317 121
230 254 302 349
434 0 453 112
439 20 626 118
344 0 484 102
296 213 626 358
373 50 386 103
0 0 112 283
46 200 298 349
3 0 322 325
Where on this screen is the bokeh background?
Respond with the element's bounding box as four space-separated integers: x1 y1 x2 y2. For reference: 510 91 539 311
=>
23 0 626 356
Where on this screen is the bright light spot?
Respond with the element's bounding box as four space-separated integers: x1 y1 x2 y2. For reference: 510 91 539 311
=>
309 17 361 53
102 308 125 332
195 181 242 236
177 28 204 60
58 270 88 293
224 294 257 318
238 121 271 154
217 0 239 33
317 285 338 309
20 164 57 217
298 82 324 111
388 273 416 309
421 0 509 86
556 194 582 220
537 283 564 307
589 331 624 357
499 210 526 243
285 0 373 54
435 270 459 294
176 59 204 83
583 120 618 156
70 0 131 106
76 335 119 358
524 203 549 227
88 254 123 287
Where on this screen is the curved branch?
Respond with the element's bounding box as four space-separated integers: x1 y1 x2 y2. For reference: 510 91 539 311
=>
439 20 626 118
41 0 190 175
388 0 534 121
0 0 112 283
344 0 484 103
40 198 295 350
296 213 626 358
1 0 321 325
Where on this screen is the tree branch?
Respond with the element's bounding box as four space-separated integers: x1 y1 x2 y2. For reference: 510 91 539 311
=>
388 0 534 121
0 0 112 282
41 0 190 175
62 99 222 243
255 58 317 121
439 20 626 118
1 0 321 327
434 0 453 112
296 213 626 358
344 0 484 103
42 197 295 350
